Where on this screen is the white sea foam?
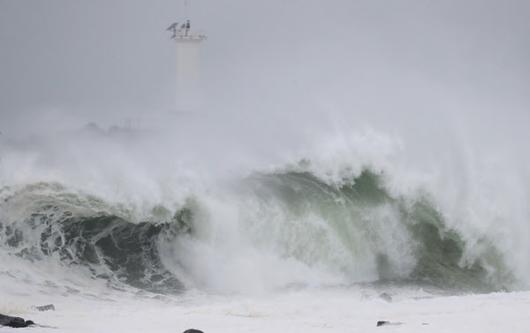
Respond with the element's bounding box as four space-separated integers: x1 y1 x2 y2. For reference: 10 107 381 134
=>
0 121 528 295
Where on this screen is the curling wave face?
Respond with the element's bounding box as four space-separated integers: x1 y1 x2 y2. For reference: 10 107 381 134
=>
235 169 510 292
0 183 194 293
0 167 513 295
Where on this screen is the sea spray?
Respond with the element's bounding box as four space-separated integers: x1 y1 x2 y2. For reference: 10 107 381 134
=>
0 165 513 294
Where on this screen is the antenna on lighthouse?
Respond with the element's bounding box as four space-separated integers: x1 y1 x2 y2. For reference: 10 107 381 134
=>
167 1 206 42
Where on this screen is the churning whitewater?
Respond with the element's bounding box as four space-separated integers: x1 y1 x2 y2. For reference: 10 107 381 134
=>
0 130 517 297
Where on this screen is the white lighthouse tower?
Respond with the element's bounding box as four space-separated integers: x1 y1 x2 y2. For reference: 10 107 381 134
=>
167 17 207 111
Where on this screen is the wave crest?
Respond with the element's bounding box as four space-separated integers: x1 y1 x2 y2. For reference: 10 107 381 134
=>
0 168 514 294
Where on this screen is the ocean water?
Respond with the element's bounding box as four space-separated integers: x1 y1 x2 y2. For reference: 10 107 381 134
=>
0 115 529 333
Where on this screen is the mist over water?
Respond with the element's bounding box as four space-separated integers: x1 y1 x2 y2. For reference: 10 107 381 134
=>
0 0 529 297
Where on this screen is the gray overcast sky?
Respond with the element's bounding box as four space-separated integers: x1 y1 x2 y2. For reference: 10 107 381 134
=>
0 0 529 131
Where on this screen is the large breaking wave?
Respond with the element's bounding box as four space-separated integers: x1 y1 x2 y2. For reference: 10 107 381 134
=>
0 165 514 295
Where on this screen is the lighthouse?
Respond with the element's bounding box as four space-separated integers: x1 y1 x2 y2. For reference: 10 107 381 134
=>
167 19 207 111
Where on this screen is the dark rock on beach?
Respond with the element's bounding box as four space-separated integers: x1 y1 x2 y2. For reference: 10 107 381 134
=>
183 329 204 333
0 314 35 328
34 304 55 312
377 320 403 327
